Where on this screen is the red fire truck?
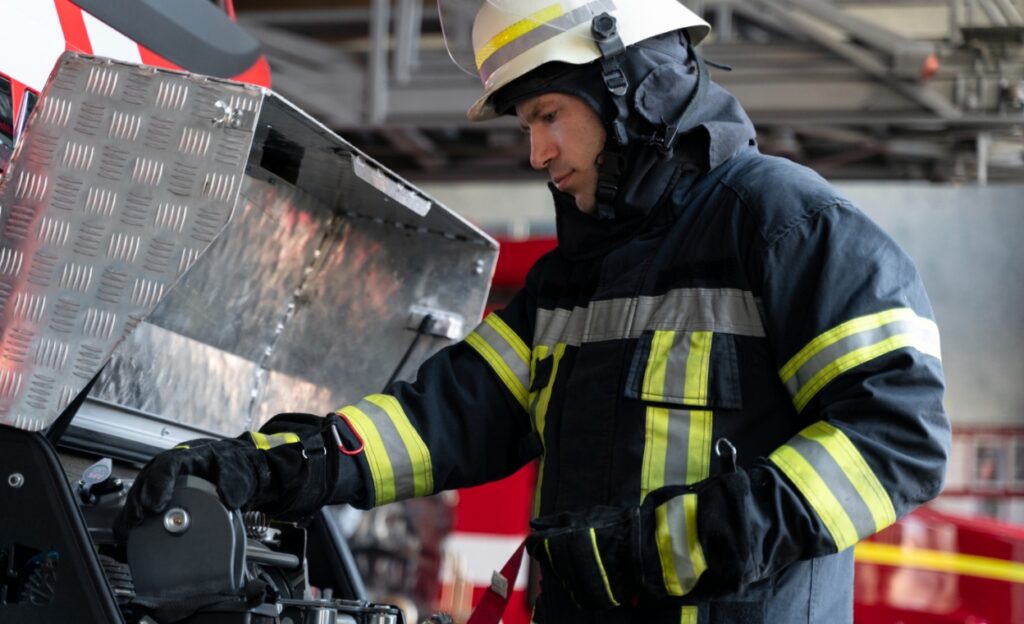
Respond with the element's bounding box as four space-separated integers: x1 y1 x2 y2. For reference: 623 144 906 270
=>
0 0 271 175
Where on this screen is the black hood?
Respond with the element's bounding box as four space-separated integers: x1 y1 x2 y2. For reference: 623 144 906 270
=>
494 30 756 259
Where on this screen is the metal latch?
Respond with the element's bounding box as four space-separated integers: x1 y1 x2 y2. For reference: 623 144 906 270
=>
407 305 464 340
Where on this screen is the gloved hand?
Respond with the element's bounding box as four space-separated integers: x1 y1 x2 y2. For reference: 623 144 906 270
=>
525 470 752 610
115 413 345 540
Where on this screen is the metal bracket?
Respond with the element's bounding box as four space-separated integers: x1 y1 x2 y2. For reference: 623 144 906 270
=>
213 100 256 129
407 305 464 340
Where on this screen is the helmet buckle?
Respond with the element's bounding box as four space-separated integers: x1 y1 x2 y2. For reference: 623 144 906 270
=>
601 67 628 97
651 126 681 154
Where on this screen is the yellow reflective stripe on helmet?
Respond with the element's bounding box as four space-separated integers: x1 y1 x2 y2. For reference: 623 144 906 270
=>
588 527 620 607
475 0 620 87
338 395 434 506
780 308 941 412
475 4 565 70
655 494 706 596
249 432 300 450
769 421 895 551
466 314 531 411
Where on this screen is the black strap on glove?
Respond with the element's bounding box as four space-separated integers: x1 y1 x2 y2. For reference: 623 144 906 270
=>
115 413 350 540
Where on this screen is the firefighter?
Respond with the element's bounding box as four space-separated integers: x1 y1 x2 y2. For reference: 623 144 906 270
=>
118 1 950 621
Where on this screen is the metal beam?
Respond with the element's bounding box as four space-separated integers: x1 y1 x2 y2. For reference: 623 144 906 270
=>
239 21 365 126
367 0 390 124
741 0 961 117
394 0 423 83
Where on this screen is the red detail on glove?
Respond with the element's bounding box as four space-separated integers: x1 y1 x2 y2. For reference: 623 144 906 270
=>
332 412 365 456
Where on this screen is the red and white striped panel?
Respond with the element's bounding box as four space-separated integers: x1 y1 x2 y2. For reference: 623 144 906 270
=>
444 463 538 624
0 0 269 124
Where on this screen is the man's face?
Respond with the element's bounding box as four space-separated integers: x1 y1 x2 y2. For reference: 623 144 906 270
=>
515 92 607 214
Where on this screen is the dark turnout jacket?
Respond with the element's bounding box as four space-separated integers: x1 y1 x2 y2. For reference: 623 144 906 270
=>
330 80 950 623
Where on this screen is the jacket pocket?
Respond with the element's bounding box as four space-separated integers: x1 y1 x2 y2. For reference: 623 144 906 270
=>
628 330 742 501
625 329 742 410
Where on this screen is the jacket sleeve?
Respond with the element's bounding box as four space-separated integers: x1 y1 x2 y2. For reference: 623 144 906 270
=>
696 197 950 593
328 288 539 509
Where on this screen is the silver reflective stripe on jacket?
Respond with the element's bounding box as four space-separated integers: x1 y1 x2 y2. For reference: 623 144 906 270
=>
533 288 765 348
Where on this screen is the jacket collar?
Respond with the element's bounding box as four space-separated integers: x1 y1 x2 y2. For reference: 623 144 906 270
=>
553 77 755 259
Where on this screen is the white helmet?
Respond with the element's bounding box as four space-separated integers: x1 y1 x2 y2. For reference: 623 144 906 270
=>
440 0 710 120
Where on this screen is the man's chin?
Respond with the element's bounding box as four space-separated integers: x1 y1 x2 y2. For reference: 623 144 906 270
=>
575 194 597 215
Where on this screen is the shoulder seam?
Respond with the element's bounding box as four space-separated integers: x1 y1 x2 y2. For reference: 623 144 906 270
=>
722 170 848 248
717 155 851 247
764 198 847 248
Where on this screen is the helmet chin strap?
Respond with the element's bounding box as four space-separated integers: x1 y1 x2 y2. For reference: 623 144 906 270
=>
590 14 710 221
591 12 629 220
592 13 630 146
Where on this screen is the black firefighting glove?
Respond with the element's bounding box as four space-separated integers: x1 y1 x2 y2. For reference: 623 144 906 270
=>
115 413 345 540
525 469 753 610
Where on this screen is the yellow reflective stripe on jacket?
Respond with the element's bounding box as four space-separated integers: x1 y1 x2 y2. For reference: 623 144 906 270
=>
654 494 706 596
641 331 714 500
588 527 620 607
531 343 566 518
680 606 698 624
770 421 896 551
640 330 713 595
338 394 434 506
249 432 300 450
683 332 712 406
640 404 712 502
780 308 941 412
466 313 531 411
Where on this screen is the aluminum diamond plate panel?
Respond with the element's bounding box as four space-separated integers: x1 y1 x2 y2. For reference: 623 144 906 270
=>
0 54 261 431
2 53 496 443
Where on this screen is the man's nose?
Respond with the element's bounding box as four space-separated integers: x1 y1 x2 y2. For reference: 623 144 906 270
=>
529 131 556 171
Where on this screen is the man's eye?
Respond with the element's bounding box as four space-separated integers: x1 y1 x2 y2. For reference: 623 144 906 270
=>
542 112 557 123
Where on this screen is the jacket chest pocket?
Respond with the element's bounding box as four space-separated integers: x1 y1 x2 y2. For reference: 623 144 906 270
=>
626 329 742 410
626 330 742 499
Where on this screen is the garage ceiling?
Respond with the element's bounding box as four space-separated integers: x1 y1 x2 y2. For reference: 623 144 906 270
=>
234 0 1024 183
